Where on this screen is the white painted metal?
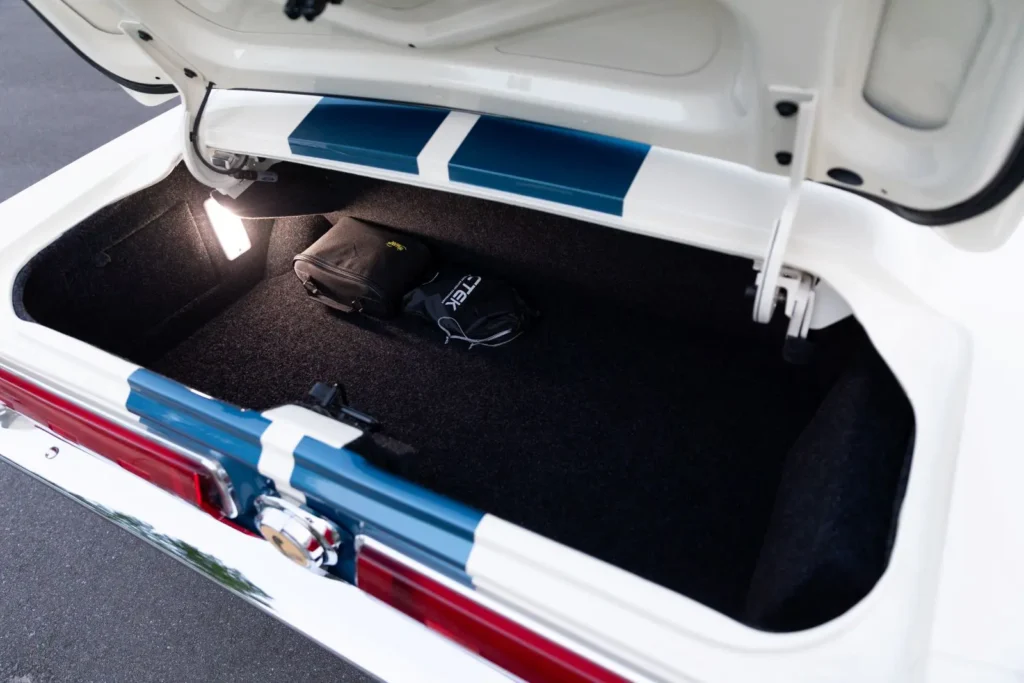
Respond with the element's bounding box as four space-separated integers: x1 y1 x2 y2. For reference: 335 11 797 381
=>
493 1 723 77
258 406 364 505
752 91 817 326
862 0 991 130
415 111 480 184
25 0 1024 211
257 421 310 505
182 0 630 49
817 0 1024 210
808 280 852 330
122 21 241 191
262 405 363 450
204 91 320 159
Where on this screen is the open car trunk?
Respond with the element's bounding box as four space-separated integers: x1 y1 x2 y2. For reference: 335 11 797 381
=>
15 163 914 632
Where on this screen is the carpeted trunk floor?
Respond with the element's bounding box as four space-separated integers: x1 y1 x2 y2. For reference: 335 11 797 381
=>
152 249 824 619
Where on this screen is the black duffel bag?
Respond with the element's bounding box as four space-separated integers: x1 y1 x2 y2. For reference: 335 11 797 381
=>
294 217 431 317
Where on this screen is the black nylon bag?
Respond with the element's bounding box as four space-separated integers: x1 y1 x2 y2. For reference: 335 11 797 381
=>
293 217 431 318
403 271 536 348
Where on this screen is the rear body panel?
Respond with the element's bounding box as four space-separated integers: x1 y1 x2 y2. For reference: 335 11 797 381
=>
126 368 484 584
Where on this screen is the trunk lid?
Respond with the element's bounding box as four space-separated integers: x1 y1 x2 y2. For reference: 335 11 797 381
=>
26 0 1024 223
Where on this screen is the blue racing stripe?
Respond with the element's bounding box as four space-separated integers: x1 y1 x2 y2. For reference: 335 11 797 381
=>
126 369 272 516
125 369 482 582
448 116 650 215
293 436 483 581
287 97 449 174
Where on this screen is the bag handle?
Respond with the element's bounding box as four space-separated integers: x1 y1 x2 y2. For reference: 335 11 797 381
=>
301 278 358 313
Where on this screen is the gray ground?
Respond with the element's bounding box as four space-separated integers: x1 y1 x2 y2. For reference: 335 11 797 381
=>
0 2 370 681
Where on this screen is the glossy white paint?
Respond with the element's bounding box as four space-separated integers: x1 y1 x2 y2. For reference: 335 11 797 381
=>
259 405 364 505
257 423 310 505
1 100 1023 681
29 0 1024 211
204 91 320 160
819 0 1024 208
262 405 363 450
807 280 853 330
862 0 991 131
0 417 511 683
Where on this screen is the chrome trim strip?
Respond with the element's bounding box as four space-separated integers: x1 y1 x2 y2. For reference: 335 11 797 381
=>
0 361 239 518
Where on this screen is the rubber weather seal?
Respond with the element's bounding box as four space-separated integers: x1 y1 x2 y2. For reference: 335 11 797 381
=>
883 128 1024 226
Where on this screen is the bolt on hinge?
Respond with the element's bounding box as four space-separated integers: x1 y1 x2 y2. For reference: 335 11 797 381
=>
752 264 817 339
752 89 818 338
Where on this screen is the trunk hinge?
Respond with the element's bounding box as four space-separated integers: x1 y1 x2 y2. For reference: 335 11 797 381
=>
752 91 818 340
121 22 272 193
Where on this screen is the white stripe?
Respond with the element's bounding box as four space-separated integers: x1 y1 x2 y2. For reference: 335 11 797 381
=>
258 420 308 505
258 405 364 505
416 111 480 183
263 405 363 449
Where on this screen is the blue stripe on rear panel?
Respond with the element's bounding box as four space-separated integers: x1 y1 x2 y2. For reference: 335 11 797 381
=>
292 436 483 582
287 97 450 174
125 369 483 582
126 369 272 518
448 115 650 215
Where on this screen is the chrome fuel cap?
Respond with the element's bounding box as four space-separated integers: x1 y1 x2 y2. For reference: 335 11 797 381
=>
254 495 342 570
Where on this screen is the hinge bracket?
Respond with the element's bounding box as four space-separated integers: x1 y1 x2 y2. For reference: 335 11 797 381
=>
752 90 818 338
120 21 243 192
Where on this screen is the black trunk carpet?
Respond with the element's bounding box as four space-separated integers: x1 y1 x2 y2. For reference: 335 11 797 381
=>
151 178 831 618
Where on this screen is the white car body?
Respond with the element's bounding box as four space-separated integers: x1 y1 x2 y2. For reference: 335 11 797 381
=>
1 1 1024 681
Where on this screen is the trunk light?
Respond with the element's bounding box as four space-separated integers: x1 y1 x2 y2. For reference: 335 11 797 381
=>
0 368 230 518
356 544 627 683
204 197 251 260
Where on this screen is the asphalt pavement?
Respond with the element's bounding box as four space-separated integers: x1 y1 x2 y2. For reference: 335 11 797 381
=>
0 2 370 680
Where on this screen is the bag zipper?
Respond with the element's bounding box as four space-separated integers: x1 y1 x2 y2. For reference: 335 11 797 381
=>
294 254 388 302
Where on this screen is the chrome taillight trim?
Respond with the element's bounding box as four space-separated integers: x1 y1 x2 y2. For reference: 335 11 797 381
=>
354 534 640 680
0 360 239 519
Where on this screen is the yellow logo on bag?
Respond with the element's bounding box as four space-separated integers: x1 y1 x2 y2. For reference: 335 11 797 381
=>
386 241 407 251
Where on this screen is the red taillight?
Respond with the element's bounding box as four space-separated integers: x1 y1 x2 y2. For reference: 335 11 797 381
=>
0 368 227 518
356 545 628 683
